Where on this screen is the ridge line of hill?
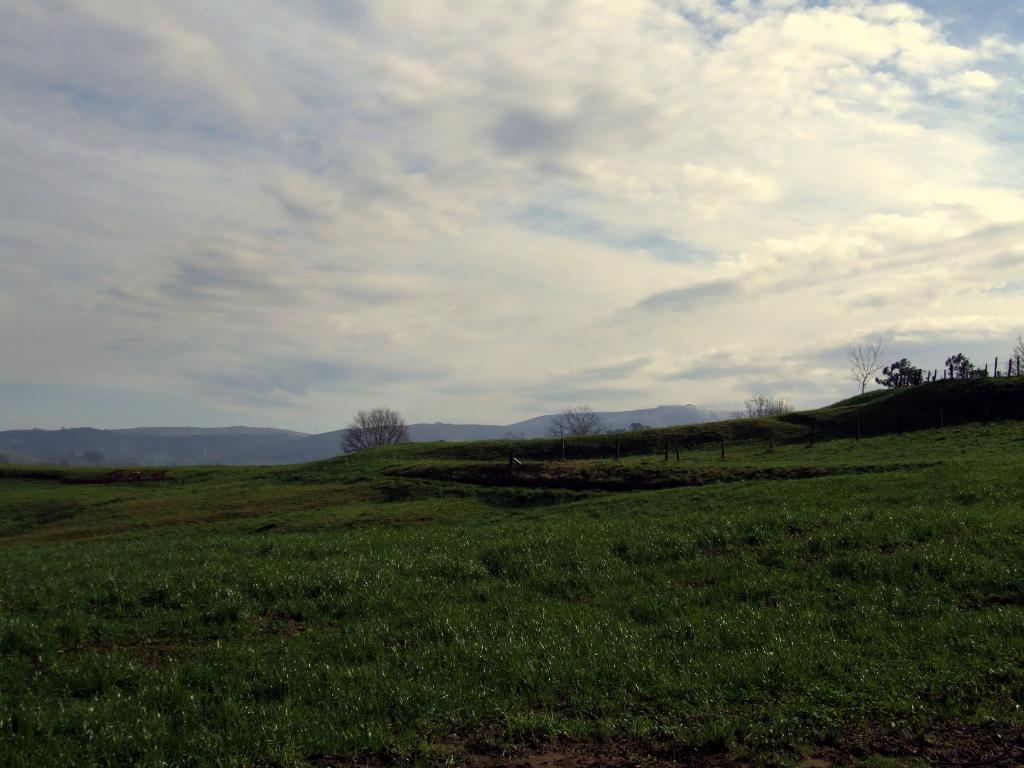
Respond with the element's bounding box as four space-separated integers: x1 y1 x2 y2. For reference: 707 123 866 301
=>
0 404 719 466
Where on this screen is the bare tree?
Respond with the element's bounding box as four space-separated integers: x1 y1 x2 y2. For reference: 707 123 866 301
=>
342 407 410 452
848 338 885 394
1012 334 1024 375
737 395 793 419
549 405 603 437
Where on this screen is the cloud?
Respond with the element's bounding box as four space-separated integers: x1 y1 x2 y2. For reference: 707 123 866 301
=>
162 249 297 305
576 357 655 380
190 356 443 409
493 108 579 157
634 279 743 312
1 0 1023 429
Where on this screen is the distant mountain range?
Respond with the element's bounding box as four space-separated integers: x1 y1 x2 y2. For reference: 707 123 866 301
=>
0 405 719 467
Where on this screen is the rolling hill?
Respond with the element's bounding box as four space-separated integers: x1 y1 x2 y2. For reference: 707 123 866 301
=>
0 404 718 466
2 378 1022 766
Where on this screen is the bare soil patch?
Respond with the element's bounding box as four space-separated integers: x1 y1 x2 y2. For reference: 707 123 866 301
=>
390 462 934 493
308 722 1024 767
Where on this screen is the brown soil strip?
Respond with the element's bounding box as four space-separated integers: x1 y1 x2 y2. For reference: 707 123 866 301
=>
389 462 935 493
308 722 1024 767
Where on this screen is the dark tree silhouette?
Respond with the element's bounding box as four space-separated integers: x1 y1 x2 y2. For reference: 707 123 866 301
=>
549 406 603 437
1010 335 1024 375
737 395 793 419
342 407 410 452
876 359 923 389
944 353 987 380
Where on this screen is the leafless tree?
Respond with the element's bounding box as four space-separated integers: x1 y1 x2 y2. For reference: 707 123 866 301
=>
848 337 885 394
549 405 603 437
1012 334 1024 375
342 407 410 452
737 395 793 419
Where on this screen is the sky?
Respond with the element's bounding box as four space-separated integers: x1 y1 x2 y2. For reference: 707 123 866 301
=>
2 0 1023 433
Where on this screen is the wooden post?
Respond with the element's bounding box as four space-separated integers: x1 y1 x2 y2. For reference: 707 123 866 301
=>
720 436 725 459
856 418 861 441
664 441 669 462
509 448 515 469
809 418 816 447
995 357 999 377
768 431 774 452
674 443 680 462
560 436 565 460
939 408 944 429
615 437 621 461
897 413 903 435
983 405 990 426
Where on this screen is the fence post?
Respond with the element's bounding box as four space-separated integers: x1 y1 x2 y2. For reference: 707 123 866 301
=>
664 441 669 462
560 436 565 460
939 408 944 429
856 418 861 441
809 418 816 447
720 436 726 459
897 413 903 435
615 437 621 461
674 443 680 462
768 431 774 452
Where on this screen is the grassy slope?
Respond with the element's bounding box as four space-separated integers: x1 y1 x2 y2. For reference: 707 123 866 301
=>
1 383 1023 766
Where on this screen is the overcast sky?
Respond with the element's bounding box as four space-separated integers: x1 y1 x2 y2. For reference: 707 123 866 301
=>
2 0 1023 432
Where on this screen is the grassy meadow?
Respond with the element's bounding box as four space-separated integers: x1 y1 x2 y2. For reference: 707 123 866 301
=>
2 382 1024 766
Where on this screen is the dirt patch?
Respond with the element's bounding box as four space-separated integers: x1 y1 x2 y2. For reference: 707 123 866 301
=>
309 742 728 768
72 638 193 669
256 608 310 637
255 608 343 638
960 589 1024 610
879 541 919 556
818 721 1024 767
308 722 1024 767
390 462 936 493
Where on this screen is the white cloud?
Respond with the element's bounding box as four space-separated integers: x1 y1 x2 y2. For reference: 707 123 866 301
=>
1 0 1022 428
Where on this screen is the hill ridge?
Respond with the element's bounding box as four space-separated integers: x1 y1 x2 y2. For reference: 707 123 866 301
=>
0 404 719 466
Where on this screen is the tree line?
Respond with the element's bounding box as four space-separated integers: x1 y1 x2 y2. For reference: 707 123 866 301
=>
339 334 1024 451
849 335 1024 391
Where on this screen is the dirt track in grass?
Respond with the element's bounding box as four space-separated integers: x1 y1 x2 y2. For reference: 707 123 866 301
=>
312 722 1024 767
390 461 936 492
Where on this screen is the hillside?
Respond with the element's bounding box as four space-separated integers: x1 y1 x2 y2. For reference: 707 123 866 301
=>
0 404 719 467
386 377 1024 466
787 376 1024 436
1 379 1022 766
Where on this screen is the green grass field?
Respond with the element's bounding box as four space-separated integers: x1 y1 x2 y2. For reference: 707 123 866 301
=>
2 381 1024 766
